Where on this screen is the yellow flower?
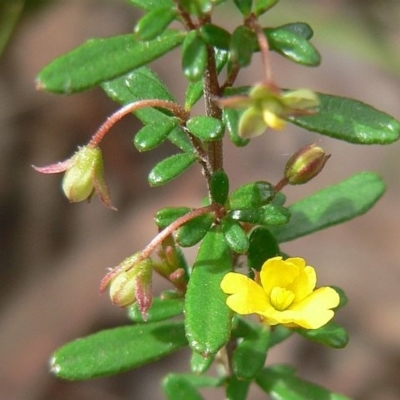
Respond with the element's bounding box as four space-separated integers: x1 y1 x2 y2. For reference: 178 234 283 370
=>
220 256 339 329
219 84 319 138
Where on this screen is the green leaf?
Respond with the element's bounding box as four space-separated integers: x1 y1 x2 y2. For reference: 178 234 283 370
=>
254 0 279 16
190 351 215 374
163 374 204 400
179 0 212 16
163 373 222 399
102 67 193 153
210 169 230 204
128 297 184 323
233 0 252 16
270 172 386 242
256 366 351 400
229 204 290 226
265 26 320 66
332 286 348 310
148 153 198 187
232 319 270 380
295 321 349 349
288 93 400 144
50 321 187 380
155 206 191 229
185 49 228 109
200 24 231 50
134 119 177 151
176 213 214 247
279 22 314 40
247 227 280 271
37 30 185 93
223 108 250 147
185 227 232 356
186 116 225 141
221 218 249 254
127 0 174 11
227 181 275 210
226 375 251 400
102 66 175 119
268 325 293 347
230 25 255 67
134 6 178 41
182 31 208 82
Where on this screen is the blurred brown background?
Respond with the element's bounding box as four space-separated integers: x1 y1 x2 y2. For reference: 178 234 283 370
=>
1 1 400 399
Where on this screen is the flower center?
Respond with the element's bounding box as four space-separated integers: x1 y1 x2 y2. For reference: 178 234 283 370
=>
270 287 295 311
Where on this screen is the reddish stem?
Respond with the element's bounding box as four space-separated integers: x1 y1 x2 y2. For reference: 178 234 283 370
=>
141 203 222 260
88 99 189 147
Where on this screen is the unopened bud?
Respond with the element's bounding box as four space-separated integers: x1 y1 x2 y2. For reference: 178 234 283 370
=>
62 147 104 202
103 254 153 318
284 144 330 185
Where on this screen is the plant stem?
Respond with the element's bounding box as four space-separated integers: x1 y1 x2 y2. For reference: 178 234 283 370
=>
88 99 189 147
141 203 223 260
203 45 223 174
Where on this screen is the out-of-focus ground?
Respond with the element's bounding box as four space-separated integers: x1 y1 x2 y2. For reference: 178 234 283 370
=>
1 1 400 399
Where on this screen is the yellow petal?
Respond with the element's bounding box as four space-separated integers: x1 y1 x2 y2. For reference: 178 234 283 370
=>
221 272 270 315
262 109 285 130
286 261 316 302
260 257 300 296
282 89 319 109
289 287 340 329
238 107 267 138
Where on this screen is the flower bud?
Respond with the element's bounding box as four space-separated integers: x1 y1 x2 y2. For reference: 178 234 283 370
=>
62 147 105 201
102 254 153 318
33 145 115 209
284 144 330 185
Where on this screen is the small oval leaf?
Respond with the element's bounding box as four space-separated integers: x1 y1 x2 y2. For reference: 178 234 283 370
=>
148 153 197 187
233 0 252 16
295 321 349 349
265 27 320 66
176 213 214 247
182 31 208 82
223 108 250 147
270 172 386 242
186 116 224 141
102 67 194 153
227 181 275 210
248 227 280 271
185 227 232 356
254 0 279 16
200 24 231 50
134 119 177 151
232 320 270 380
185 49 228 109
50 321 187 380
210 169 230 204
37 30 185 93
256 366 351 400
128 297 184 323
134 6 178 41
230 204 290 226
127 0 174 11
288 93 400 144
155 206 191 229
221 218 249 254
163 374 204 400
190 351 215 374
230 25 255 67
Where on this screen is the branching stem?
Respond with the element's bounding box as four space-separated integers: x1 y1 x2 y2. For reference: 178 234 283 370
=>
88 99 189 147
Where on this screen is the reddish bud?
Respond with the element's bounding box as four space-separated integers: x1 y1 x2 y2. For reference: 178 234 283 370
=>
284 144 330 185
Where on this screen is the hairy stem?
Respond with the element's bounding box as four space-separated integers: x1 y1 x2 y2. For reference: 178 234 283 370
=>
88 99 189 147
